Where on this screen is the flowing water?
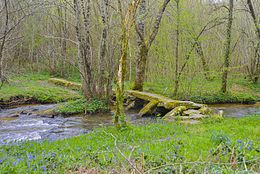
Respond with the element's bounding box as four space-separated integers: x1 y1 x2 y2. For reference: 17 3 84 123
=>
0 103 259 144
0 104 153 144
210 102 260 117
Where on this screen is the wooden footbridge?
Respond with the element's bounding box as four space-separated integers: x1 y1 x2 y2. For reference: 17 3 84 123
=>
48 78 211 120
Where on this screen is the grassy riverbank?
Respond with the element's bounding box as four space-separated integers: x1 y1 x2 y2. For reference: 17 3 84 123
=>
0 115 259 173
0 73 108 114
128 77 260 104
1 73 259 112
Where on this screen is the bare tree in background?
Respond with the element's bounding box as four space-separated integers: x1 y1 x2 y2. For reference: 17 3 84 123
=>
97 0 109 98
246 0 260 84
74 0 94 99
221 0 234 93
0 0 38 86
133 0 171 91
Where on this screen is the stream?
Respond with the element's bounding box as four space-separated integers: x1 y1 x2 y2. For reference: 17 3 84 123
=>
0 104 153 144
0 103 259 144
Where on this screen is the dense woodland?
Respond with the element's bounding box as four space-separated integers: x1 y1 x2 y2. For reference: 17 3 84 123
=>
0 0 260 173
1 0 260 124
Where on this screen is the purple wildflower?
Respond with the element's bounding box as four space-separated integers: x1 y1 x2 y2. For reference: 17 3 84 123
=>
237 139 242 143
41 166 47 172
27 160 30 169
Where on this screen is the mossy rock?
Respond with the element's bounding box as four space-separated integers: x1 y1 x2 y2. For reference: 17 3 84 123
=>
35 109 56 116
163 106 188 121
199 106 213 115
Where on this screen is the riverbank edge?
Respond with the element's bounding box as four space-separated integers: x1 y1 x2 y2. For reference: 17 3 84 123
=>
0 115 259 173
0 75 259 115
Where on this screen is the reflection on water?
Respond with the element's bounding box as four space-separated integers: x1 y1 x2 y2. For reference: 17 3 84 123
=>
210 102 260 117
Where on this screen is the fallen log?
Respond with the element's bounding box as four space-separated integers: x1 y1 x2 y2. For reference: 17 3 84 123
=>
48 78 82 90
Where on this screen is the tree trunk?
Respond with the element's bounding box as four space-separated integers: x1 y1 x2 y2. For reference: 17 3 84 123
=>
0 49 4 85
74 0 94 99
195 41 210 80
133 46 148 91
221 0 234 93
133 0 147 91
247 0 260 84
98 0 109 99
133 0 170 91
0 0 8 84
173 0 180 97
58 4 67 78
114 0 140 127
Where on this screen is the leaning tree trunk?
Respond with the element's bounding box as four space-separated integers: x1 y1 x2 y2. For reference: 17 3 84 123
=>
221 0 234 93
195 41 211 80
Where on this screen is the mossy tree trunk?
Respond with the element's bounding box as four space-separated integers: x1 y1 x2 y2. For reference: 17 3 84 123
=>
114 0 141 127
221 0 234 93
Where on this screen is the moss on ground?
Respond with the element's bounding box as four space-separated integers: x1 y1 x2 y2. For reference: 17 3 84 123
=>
55 98 109 115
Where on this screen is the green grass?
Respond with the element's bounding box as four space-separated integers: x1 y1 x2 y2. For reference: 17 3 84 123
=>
0 116 259 173
0 73 81 104
0 73 109 115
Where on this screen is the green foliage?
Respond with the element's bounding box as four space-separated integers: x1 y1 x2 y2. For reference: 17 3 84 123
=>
56 98 109 115
0 116 259 173
211 131 231 146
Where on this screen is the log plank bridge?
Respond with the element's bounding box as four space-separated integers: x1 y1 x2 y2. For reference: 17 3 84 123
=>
126 90 210 120
48 78 211 120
